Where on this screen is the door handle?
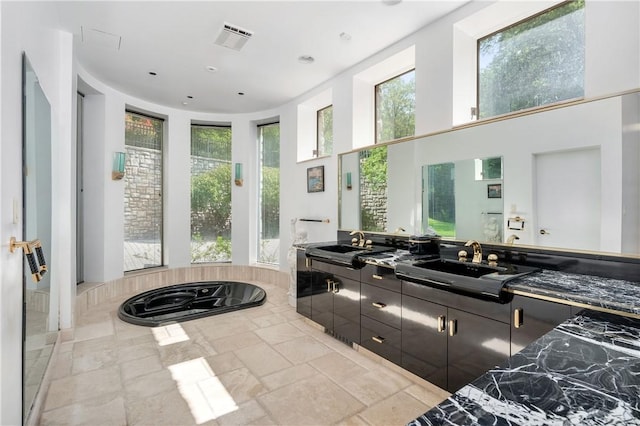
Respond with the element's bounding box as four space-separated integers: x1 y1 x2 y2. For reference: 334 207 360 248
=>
437 315 446 333
448 319 457 337
514 308 523 329
372 336 385 344
372 302 386 309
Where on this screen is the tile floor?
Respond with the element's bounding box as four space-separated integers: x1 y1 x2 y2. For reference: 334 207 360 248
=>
39 280 449 425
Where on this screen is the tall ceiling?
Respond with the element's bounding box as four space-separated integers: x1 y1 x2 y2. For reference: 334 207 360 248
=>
54 1 468 114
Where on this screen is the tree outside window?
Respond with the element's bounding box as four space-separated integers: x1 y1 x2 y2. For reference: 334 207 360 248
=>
316 105 333 157
478 0 585 119
375 69 415 144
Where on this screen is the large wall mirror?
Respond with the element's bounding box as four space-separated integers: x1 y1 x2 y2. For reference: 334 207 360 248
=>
22 53 56 422
339 90 640 257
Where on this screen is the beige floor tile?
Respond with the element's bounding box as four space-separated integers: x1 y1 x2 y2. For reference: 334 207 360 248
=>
123 368 177 402
250 312 288 328
120 354 164 382
126 389 197 426
259 374 364 425
72 335 116 357
73 320 115 342
260 363 318 391
357 391 430 426
234 342 292 377
253 322 306 345
40 393 126 426
309 352 370 381
338 414 371 426
208 330 263 354
158 333 218 367
117 339 159 363
44 365 123 411
216 400 268 426
273 335 334 364
404 383 450 408
338 369 411 405
204 351 246 376
217 367 266 404
71 346 118 375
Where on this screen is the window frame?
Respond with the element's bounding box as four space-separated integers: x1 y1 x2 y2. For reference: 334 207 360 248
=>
475 0 585 119
374 68 416 144
315 104 333 158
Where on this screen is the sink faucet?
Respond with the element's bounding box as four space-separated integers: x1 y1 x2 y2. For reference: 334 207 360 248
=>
465 240 483 263
350 230 365 247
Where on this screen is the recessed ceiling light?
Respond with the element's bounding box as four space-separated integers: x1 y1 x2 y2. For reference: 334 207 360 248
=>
237 92 245 96
148 71 157 76
339 32 352 41
205 65 218 73
298 55 315 64
187 95 194 99
182 101 188 106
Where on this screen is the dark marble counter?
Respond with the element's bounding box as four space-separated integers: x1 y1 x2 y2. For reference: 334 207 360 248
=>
409 310 640 425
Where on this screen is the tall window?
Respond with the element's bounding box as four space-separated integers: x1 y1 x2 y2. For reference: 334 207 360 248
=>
478 0 585 119
316 105 333 157
375 69 415 143
190 125 232 263
258 123 280 264
124 111 163 271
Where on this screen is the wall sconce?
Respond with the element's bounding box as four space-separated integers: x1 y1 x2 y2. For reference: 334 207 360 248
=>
112 152 126 180
345 172 352 190
234 163 243 186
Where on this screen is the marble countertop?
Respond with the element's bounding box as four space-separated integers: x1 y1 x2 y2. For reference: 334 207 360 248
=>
409 309 640 425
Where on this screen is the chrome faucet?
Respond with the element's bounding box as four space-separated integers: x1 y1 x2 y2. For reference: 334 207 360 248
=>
507 234 520 245
465 240 483 264
350 230 365 247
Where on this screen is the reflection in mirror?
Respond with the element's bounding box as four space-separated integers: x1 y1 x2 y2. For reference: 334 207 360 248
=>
22 53 56 422
422 157 503 243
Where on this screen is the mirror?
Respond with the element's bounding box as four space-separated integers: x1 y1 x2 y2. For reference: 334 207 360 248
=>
22 53 56 422
422 157 503 243
339 91 640 256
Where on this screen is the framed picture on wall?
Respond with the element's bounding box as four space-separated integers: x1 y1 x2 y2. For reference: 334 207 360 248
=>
487 183 502 198
307 166 325 193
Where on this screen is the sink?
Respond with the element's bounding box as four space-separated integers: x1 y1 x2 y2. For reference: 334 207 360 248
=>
395 258 540 301
305 243 395 268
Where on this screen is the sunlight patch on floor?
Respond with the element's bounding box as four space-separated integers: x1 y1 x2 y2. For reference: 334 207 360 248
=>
168 357 239 424
152 323 190 346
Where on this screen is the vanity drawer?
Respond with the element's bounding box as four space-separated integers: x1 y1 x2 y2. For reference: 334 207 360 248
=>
360 316 402 365
361 264 401 292
311 259 361 281
361 283 401 329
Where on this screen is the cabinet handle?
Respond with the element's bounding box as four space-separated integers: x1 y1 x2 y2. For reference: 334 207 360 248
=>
305 258 311 268
332 281 339 294
372 336 385 344
326 279 332 293
514 308 524 329
437 315 446 333
372 302 386 309
372 274 383 280
448 319 457 337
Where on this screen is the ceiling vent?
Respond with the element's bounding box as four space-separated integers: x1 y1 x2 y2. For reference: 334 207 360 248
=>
214 22 253 51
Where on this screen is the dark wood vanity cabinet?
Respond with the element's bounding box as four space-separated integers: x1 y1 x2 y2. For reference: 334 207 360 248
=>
296 250 312 319
310 260 361 344
360 265 403 364
401 280 511 393
510 295 572 355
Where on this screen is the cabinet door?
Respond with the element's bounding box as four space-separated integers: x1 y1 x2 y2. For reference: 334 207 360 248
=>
333 276 361 344
401 295 448 390
296 251 312 319
511 295 572 355
311 269 334 332
447 308 510 393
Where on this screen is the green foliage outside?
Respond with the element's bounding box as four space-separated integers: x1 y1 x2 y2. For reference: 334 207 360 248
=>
191 164 232 239
191 235 232 263
261 167 280 239
479 0 585 118
427 162 455 227
428 218 455 238
360 146 387 232
191 126 231 160
318 105 333 156
376 70 415 143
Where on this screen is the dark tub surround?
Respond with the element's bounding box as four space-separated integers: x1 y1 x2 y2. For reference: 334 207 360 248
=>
118 281 267 327
410 310 640 425
507 270 640 317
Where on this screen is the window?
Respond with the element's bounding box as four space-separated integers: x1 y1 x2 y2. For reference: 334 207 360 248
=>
375 69 415 143
478 0 585 119
258 123 280 264
124 111 163 271
316 105 333 157
190 125 232 263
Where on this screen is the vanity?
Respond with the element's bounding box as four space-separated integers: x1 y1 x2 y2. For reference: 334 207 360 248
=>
295 237 640 424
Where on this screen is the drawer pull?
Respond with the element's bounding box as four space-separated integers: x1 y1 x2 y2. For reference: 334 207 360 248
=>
449 319 457 337
326 279 332 293
372 336 385 344
332 281 339 294
372 274 383 280
437 315 446 333
514 308 523 329
372 302 386 309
